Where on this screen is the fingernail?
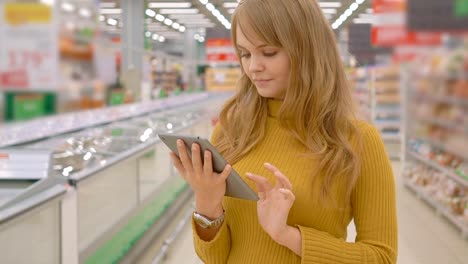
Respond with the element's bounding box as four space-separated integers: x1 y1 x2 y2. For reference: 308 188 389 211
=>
192 144 196 150
246 172 252 177
204 151 210 157
264 162 271 167
226 165 231 170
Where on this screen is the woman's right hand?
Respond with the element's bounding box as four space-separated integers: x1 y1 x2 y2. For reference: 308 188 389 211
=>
169 139 231 219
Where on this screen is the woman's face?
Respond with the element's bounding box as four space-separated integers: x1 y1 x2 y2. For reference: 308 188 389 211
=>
236 26 291 100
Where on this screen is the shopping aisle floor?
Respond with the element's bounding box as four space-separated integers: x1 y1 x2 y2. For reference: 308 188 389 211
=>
147 162 468 264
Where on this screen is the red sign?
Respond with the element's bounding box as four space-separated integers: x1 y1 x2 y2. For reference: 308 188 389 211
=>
371 26 442 46
0 70 29 88
206 38 238 63
371 0 441 46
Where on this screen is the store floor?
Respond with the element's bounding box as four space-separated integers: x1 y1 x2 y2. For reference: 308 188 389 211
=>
138 162 468 264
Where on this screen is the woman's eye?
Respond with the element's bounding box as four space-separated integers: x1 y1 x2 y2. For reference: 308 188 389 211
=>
240 53 251 58
264 52 277 57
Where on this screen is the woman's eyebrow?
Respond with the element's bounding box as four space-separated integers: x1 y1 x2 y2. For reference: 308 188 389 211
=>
237 44 268 50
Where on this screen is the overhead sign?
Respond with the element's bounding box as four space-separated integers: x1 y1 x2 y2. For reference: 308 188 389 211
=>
371 0 442 46
0 3 59 90
407 0 468 30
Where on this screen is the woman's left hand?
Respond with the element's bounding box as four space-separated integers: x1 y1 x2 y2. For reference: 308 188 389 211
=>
246 163 295 243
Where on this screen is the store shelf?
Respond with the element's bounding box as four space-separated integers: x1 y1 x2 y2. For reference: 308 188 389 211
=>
415 93 468 107
403 179 468 239
382 133 401 142
374 120 401 129
417 115 468 134
407 151 468 188
420 137 468 161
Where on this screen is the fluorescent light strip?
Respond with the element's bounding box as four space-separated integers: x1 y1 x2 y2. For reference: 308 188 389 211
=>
159 8 199 14
99 2 116 8
61 2 75 12
353 18 374 24
198 0 231 29
100 8 122 15
321 8 337 14
223 2 239 8
331 0 366 30
148 2 191 8
146 10 187 33
318 2 342 8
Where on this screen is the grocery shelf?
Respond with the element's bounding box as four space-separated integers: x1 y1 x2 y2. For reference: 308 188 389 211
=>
420 137 468 161
407 151 468 188
381 133 401 142
417 115 468 134
374 120 401 129
403 180 468 239
415 93 468 107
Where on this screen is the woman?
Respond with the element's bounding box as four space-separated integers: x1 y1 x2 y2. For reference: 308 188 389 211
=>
170 0 397 263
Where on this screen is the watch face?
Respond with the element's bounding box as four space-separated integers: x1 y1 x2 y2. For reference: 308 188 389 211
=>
193 211 224 229
194 212 211 228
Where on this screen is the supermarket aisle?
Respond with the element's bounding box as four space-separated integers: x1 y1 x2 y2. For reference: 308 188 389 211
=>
152 162 468 264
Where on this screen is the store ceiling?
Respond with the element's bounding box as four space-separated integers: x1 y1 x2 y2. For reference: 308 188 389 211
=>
60 0 374 42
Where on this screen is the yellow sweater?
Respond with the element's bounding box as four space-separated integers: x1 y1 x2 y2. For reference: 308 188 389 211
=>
193 100 397 263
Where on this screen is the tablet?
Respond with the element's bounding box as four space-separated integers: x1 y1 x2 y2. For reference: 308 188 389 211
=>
158 133 258 201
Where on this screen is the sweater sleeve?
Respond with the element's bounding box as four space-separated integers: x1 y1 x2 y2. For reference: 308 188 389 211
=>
297 123 398 264
192 123 233 263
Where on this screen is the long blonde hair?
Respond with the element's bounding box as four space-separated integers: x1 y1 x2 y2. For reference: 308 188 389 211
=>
214 0 362 203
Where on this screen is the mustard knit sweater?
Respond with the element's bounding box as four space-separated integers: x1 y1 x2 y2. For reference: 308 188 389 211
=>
192 100 398 263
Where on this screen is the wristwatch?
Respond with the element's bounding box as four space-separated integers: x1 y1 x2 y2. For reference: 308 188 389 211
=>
193 210 225 229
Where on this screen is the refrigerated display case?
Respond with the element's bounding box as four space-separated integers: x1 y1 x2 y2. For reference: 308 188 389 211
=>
0 92 230 263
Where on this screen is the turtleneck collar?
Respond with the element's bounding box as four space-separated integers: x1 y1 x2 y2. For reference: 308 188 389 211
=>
267 99 283 118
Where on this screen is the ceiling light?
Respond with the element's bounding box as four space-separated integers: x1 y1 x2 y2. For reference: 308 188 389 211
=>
145 31 152 37
99 15 105 21
99 2 116 8
199 36 205 42
319 2 341 8
100 8 122 15
344 9 352 17
212 10 221 17
159 8 199 14
353 18 374 24
61 3 75 12
156 14 165 21
350 3 359 11
206 3 215 12
107 18 117 26
159 36 165 42
148 2 192 8
199 0 208 4
164 18 173 26
172 22 180 29
145 9 156 17
79 8 91 17
40 0 54 5
321 8 337 14
194 34 200 40
152 34 159 40
223 2 239 8
179 26 186 32
356 0 365 4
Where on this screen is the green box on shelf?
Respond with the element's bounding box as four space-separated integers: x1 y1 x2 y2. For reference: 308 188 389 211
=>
4 92 56 121
455 0 468 17
109 91 125 106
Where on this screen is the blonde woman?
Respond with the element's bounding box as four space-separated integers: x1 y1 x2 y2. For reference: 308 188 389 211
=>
170 0 397 263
